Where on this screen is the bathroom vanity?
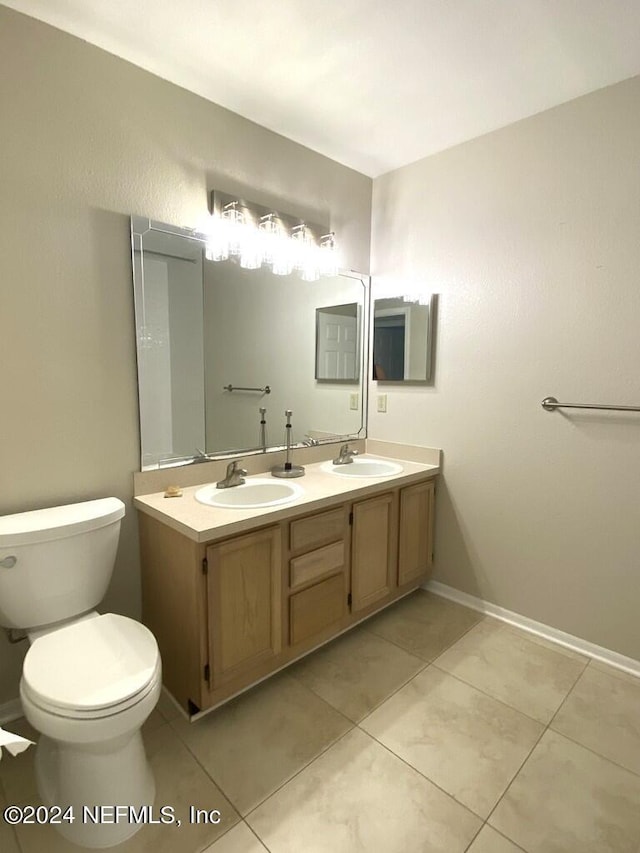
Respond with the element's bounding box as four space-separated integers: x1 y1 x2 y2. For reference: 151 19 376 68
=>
134 449 439 717
130 217 441 719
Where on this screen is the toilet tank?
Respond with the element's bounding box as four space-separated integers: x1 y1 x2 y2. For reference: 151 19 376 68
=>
0 498 125 630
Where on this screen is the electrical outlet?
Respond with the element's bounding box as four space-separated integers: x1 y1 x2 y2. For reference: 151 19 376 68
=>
377 394 387 413
349 392 359 410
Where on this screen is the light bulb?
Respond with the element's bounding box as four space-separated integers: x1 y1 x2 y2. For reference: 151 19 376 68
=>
222 202 244 257
239 224 262 269
204 215 229 262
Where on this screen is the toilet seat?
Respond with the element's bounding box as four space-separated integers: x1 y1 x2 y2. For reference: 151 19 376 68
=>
22 613 160 719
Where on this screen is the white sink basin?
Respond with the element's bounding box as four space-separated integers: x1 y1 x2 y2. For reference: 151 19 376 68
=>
195 478 304 509
321 457 404 478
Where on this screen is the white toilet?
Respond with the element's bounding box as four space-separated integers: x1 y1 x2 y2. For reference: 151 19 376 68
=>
0 497 162 848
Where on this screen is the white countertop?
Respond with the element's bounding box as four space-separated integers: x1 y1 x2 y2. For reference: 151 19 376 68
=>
134 454 439 544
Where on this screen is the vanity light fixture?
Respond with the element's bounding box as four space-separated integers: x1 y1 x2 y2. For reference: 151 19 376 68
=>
319 232 339 277
204 190 339 282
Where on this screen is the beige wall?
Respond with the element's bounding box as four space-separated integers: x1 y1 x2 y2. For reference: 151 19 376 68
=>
371 76 640 661
0 7 372 705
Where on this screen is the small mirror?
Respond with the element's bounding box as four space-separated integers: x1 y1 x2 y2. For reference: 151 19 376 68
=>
372 294 436 382
315 303 361 381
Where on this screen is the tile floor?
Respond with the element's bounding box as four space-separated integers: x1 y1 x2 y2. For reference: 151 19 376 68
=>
2 590 640 852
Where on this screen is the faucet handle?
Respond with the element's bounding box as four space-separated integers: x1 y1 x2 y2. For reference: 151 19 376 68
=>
226 459 246 476
333 443 358 465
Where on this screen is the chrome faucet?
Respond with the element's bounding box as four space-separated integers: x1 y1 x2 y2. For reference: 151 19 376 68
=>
216 460 247 489
333 443 359 465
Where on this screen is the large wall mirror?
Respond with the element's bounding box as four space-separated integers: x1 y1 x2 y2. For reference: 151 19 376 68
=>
131 217 369 470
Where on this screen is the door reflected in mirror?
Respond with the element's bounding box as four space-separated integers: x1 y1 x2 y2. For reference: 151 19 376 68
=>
315 303 361 381
372 294 436 382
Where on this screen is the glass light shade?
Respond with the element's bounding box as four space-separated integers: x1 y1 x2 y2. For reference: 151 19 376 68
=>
239 224 263 269
223 204 244 256
291 226 312 269
271 239 294 275
299 246 320 282
204 216 229 262
319 233 339 277
259 216 284 266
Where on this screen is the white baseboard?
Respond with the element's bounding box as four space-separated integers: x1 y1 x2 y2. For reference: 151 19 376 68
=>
0 698 23 726
424 580 640 680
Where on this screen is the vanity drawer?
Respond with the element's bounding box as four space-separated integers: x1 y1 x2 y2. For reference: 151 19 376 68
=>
289 507 345 553
290 541 345 590
289 574 346 645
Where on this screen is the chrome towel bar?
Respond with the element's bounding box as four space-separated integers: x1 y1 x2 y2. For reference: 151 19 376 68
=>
224 384 271 394
542 396 640 413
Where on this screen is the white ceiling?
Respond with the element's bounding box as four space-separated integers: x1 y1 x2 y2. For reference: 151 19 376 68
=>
4 0 640 176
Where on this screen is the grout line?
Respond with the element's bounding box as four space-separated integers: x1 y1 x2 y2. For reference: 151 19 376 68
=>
246 819 272 851
482 715 549 830
462 823 484 852
428 662 550 727
287 633 431 726
166 718 248 818
585 655 640 686
427 618 592 726
362 604 487 665
194 822 236 852
465 646 592 834
490 825 528 852
243 726 356 822
546 657 590 729
358 724 487 821
545 728 640 782
353 658 431 725
425 582 640 677
198 819 272 853
169 683 357 818
536 653 640 776
462 823 528 852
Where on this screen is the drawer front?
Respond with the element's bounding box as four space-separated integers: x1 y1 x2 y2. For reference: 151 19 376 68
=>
290 541 345 590
289 507 345 553
289 574 346 645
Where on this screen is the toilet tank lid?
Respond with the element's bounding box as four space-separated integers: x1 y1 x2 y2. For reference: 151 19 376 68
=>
0 498 125 547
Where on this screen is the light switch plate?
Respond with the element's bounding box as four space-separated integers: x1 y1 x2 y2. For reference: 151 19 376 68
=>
377 394 387 413
349 393 359 410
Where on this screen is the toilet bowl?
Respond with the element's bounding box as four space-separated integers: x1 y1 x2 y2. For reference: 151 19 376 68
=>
0 498 162 848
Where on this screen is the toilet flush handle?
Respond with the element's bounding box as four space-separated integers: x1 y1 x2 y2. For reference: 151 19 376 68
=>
0 556 17 568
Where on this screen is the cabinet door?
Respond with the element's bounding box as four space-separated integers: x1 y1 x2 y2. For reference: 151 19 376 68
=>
351 492 397 612
398 480 435 586
207 527 281 686
289 574 346 645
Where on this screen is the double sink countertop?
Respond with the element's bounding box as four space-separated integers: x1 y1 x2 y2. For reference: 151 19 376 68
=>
133 440 441 544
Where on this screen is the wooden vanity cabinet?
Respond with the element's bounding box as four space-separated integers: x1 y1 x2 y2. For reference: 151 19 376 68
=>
351 492 398 611
137 474 436 716
138 513 209 714
206 526 281 688
286 505 350 648
398 479 435 586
